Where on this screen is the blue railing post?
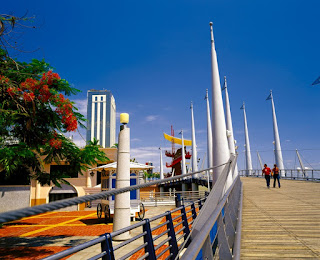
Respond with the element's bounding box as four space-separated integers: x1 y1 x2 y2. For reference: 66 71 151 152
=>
165 211 179 259
198 199 203 211
191 202 197 220
181 206 191 241
101 233 115 260
143 219 157 260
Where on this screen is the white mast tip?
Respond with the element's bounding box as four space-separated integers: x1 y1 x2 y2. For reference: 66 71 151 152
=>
209 22 213 26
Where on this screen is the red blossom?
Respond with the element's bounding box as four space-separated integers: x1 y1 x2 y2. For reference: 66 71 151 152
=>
49 138 62 149
23 92 35 102
7 87 16 96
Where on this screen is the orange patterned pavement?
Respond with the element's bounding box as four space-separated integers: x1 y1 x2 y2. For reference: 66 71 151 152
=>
0 211 111 259
0 207 196 259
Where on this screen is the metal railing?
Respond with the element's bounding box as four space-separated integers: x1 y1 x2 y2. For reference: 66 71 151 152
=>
0 158 239 260
0 163 228 224
238 169 320 181
140 191 208 206
180 154 242 259
42 197 207 260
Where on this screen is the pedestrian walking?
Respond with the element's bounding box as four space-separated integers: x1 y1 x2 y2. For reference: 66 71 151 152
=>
262 164 271 188
272 164 281 188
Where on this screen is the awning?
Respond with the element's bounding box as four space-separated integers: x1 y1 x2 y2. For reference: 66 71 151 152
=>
89 161 154 171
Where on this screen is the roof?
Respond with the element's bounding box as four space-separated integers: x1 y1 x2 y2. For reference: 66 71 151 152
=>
89 161 154 171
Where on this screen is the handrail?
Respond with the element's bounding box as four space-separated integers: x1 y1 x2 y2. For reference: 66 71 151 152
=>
239 169 320 181
0 163 227 224
42 197 207 260
180 154 242 259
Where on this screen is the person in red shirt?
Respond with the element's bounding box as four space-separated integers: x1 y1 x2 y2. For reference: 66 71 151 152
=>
272 164 281 188
262 164 271 188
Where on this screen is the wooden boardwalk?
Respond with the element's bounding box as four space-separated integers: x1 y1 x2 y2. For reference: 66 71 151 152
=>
240 177 320 259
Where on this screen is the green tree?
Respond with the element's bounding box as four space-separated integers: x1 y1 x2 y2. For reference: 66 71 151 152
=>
0 15 108 186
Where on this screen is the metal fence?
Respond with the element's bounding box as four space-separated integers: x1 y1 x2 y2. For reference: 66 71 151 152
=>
140 191 208 206
180 154 242 259
0 163 228 224
238 169 320 181
42 197 207 260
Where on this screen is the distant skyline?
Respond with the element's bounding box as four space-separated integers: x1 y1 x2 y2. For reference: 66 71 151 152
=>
3 0 320 172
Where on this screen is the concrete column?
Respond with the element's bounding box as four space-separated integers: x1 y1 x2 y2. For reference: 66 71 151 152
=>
86 171 92 188
209 22 232 188
113 114 131 240
35 180 41 205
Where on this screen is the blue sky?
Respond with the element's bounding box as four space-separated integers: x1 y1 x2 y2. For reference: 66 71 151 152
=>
3 0 320 172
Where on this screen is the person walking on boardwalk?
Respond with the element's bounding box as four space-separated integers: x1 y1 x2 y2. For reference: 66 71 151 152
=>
262 164 271 188
272 164 281 188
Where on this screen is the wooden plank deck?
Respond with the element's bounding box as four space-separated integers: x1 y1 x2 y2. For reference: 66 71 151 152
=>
240 177 320 259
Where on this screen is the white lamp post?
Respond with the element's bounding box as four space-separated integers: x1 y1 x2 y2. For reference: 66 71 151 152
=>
113 113 131 240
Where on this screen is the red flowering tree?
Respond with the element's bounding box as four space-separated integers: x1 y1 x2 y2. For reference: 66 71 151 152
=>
0 47 108 186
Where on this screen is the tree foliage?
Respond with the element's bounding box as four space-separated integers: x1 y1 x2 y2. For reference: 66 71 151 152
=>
0 15 108 186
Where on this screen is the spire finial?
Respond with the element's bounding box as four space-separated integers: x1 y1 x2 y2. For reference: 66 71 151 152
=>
209 22 214 43
190 101 193 109
205 89 208 99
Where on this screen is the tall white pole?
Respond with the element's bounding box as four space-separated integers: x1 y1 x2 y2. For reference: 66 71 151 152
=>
205 89 213 172
205 89 213 188
223 76 238 179
180 130 187 191
113 113 131 240
159 147 164 194
296 149 306 178
209 22 232 187
241 102 253 175
190 102 198 174
257 151 264 170
190 102 199 191
159 147 164 180
267 91 285 177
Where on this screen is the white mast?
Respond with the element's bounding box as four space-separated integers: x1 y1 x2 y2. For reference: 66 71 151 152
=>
159 147 164 180
180 130 186 175
209 22 232 187
257 151 264 170
205 89 213 180
190 102 198 174
190 102 199 191
296 149 306 178
240 102 253 175
267 90 285 177
180 130 187 191
223 76 238 179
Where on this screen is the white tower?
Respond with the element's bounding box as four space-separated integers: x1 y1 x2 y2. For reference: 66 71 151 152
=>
209 22 232 187
223 76 238 179
240 102 253 175
267 91 285 177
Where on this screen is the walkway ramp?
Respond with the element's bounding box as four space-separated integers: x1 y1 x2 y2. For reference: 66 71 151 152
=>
241 177 320 259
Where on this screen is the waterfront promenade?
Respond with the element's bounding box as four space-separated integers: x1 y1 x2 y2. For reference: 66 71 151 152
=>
241 177 320 259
